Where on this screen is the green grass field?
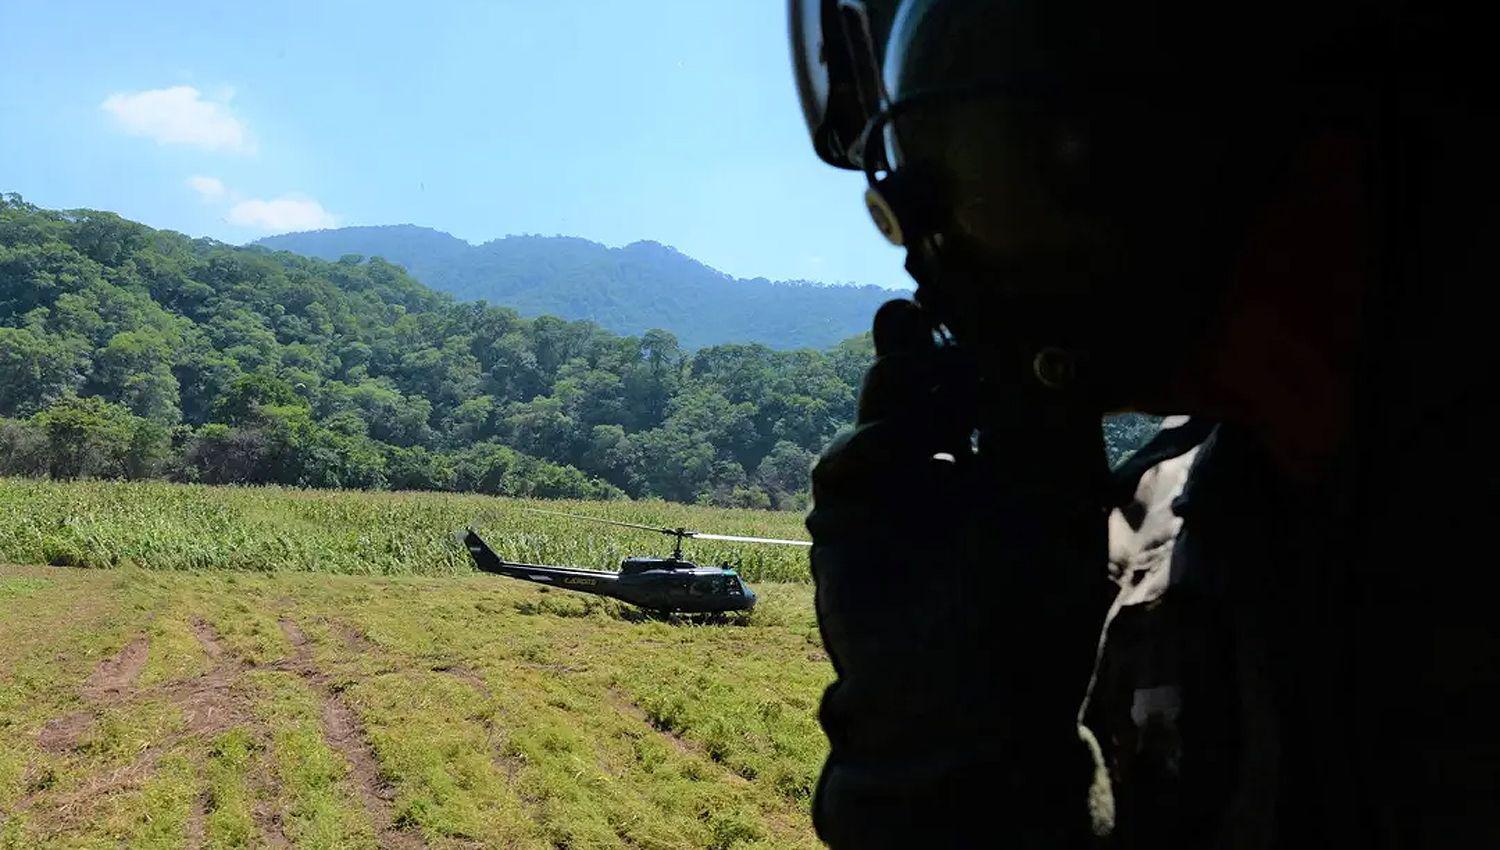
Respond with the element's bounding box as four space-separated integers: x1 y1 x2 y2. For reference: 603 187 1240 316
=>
0 479 830 849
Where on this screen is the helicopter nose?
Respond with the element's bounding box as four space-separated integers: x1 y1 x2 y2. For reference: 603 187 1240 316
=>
741 585 757 609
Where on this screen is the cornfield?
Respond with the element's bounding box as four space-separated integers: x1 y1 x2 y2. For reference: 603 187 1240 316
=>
0 478 815 583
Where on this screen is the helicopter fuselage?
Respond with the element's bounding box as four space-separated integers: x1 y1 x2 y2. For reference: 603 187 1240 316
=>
464 530 757 613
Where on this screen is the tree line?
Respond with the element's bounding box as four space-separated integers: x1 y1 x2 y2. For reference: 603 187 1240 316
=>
1 194 872 507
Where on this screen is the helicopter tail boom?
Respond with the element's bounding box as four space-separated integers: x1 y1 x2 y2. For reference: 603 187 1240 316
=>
463 529 623 594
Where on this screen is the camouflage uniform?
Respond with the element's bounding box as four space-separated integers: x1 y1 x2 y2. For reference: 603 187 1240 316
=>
810 324 1500 846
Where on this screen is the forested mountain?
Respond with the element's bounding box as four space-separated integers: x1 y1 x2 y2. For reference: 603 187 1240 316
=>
1 195 1159 507
252 225 896 350
1 195 873 506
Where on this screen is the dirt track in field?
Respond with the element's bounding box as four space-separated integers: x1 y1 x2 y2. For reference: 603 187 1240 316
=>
16 614 427 848
82 635 149 699
278 617 426 850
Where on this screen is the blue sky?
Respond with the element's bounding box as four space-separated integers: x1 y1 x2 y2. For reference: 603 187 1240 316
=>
0 1 910 289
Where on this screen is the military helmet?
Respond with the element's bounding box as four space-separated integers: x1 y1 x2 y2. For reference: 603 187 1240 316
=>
789 0 1409 394
790 0 1396 233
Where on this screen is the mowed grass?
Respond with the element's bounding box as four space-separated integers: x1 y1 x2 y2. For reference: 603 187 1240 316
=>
0 565 830 849
0 478 813 583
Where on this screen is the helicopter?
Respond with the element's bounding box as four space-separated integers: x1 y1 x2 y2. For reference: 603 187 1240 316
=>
462 508 811 614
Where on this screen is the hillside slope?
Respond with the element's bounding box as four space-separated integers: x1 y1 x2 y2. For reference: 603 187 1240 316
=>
253 225 896 350
0 195 870 507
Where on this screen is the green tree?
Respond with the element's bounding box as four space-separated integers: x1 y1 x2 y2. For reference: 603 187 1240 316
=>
384 445 455 491
755 441 816 509
0 418 48 476
554 363 625 430
633 426 719 502
30 395 158 479
499 396 581 465
579 424 640 492
1103 413 1164 467
119 364 182 425
0 327 87 416
212 373 304 424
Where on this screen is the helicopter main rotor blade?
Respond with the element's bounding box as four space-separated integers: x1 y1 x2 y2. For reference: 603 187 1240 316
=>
519 507 811 547
521 507 679 537
689 532 812 547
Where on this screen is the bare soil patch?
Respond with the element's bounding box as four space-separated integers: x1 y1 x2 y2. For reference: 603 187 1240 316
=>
177 619 253 736
36 711 93 754
185 791 208 849
82 635 148 699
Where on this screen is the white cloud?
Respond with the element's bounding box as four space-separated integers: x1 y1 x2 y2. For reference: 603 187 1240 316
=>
186 175 227 201
187 175 338 233
226 195 338 232
101 86 253 153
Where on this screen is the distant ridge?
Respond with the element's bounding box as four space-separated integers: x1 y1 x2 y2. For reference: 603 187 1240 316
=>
253 225 896 349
